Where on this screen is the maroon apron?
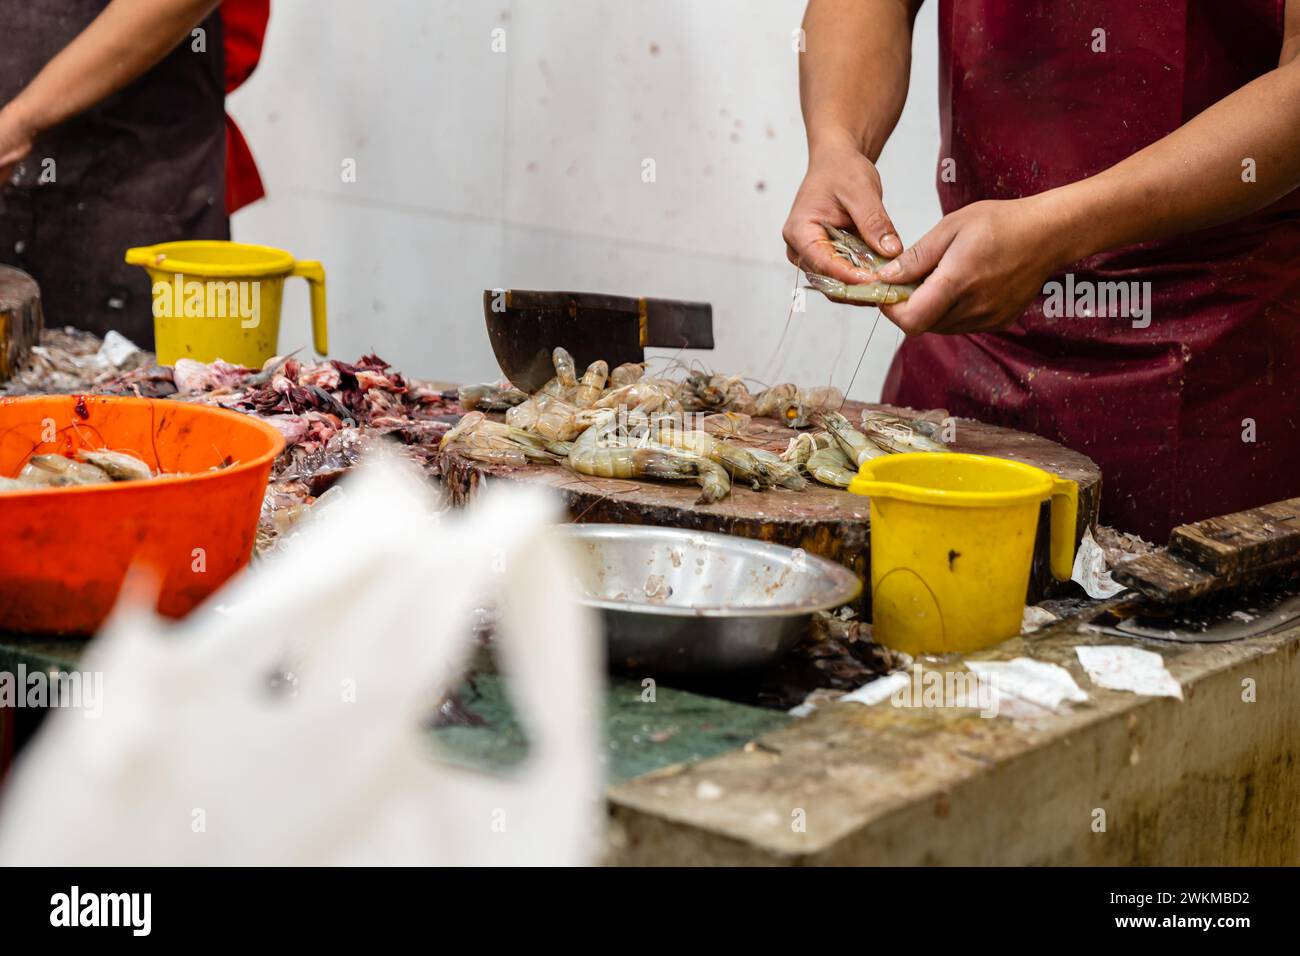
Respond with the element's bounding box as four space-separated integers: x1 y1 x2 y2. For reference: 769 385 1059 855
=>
0 0 229 349
883 0 1300 540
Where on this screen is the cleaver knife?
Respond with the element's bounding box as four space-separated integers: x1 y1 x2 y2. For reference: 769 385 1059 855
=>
483 289 714 392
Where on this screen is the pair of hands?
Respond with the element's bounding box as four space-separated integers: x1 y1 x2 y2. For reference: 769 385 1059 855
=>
783 138 1068 335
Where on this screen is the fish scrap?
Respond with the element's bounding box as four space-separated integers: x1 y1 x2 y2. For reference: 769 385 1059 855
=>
3 330 463 550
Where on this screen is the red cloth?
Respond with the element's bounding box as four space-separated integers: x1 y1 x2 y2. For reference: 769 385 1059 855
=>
221 0 270 213
883 0 1300 540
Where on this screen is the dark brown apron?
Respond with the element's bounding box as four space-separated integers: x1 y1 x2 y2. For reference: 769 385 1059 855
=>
0 0 229 348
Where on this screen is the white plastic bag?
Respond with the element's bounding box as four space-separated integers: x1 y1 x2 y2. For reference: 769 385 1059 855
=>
0 452 604 865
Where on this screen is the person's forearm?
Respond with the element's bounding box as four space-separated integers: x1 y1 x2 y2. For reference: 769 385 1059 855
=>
800 0 922 160
3 0 220 138
1046 55 1300 265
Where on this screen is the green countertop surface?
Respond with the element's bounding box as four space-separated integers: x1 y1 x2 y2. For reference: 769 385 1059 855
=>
0 635 789 785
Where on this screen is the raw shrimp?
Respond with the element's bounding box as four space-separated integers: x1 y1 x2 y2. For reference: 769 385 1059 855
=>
440 411 488 448
781 431 833 468
593 380 676 414
700 411 751 440
910 408 952 439
18 454 112 487
534 394 581 441
751 383 798 418
463 435 548 466
513 346 580 425
804 270 913 306
535 393 607 442
567 440 721 498
449 441 531 468
506 398 541 430
654 427 773 489
711 373 752 409
567 411 731 504
441 411 558 463
77 448 153 482
803 225 918 305
911 419 945 440
774 385 844 429
617 406 676 444
819 410 888 467
807 445 858 488
568 444 696 481
490 425 560 461
609 362 646 387
551 347 578 389
773 399 806 430
677 371 751 412
571 360 609 409
861 411 948 453
458 382 528 412
674 373 713 412
748 448 808 491
693 458 732 504
507 389 556 430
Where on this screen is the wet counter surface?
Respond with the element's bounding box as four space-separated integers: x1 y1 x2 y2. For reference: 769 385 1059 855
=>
0 635 789 788
3 606 1297 865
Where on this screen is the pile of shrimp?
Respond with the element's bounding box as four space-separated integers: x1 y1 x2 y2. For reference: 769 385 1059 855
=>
0 448 165 490
779 410 949 490
443 348 949 504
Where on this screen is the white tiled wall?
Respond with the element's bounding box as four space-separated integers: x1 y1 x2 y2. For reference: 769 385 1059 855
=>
230 0 941 399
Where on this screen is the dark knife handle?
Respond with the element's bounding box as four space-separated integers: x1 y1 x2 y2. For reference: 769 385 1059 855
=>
642 298 714 351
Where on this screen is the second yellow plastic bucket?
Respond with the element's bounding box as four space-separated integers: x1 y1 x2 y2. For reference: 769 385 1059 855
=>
125 240 328 367
848 453 1078 655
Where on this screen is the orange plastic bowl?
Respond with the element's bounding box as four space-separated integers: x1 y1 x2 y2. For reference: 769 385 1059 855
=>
0 395 284 635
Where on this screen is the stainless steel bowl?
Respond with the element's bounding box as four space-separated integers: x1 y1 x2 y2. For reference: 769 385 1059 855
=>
558 524 863 672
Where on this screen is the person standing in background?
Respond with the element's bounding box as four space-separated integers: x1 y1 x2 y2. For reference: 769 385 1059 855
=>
222 0 270 214
0 0 269 348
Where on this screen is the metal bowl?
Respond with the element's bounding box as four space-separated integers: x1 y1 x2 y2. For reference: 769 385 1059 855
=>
558 524 862 672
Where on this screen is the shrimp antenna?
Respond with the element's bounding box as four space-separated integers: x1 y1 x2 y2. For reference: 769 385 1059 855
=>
840 306 884 411
762 263 803 384
646 348 689 378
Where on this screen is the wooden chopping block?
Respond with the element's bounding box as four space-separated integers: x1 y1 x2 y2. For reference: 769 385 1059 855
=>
440 401 1104 610
1113 497 1300 603
0 266 43 383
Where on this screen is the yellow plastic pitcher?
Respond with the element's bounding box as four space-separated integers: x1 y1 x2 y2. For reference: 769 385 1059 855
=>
124 240 328 367
848 453 1078 655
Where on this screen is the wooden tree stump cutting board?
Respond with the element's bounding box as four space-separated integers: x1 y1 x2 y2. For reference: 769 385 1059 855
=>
0 267 43 383
440 401 1102 608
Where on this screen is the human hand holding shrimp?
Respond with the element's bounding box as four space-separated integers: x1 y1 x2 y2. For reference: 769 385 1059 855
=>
783 133 903 284
865 31 1300 336
784 0 921 286
868 195 1072 335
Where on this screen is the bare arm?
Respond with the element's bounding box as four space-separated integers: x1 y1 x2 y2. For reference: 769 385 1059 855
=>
0 0 221 180
800 0 919 161
1054 34 1300 262
783 0 924 283
878 2 1300 334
